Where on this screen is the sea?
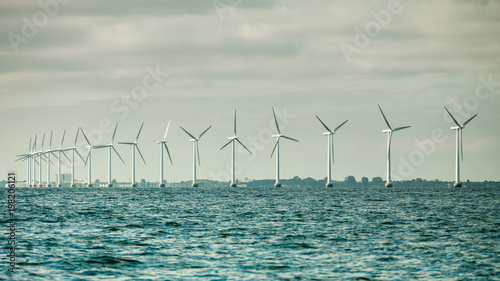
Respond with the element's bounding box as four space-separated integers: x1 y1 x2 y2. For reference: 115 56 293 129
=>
2 185 499 280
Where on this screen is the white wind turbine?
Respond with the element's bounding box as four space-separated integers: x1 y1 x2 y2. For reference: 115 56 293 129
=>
119 122 147 187
315 115 348 187
94 124 125 187
378 105 411 187
44 131 59 187
37 133 46 187
32 135 38 187
80 128 97 187
180 125 212 187
15 137 33 187
53 130 71 187
270 107 299 187
220 110 253 187
156 121 173 187
444 107 477 187
63 129 85 187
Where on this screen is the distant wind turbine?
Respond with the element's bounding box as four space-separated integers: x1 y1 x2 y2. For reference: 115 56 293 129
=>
44 131 57 187
220 110 253 187
38 133 46 187
180 125 212 187
119 122 147 187
16 137 33 187
156 121 173 187
378 105 410 187
444 107 477 187
315 115 348 187
54 130 71 187
80 128 97 187
63 129 85 187
94 124 125 187
270 107 299 187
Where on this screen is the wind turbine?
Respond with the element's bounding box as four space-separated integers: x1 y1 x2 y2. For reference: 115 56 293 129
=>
270 107 299 187
15 137 33 187
119 122 147 187
38 133 46 187
32 135 38 187
315 115 348 187
220 110 253 187
80 128 96 187
444 107 477 187
44 131 57 187
378 105 411 187
156 121 173 187
63 129 85 187
53 130 71 187
180 125 212 187
94 124 125 187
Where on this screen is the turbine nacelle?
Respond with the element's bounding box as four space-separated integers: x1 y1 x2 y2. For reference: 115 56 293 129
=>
228 136 238 140
382 129 392 133
272 134 282 138
451 126 461 130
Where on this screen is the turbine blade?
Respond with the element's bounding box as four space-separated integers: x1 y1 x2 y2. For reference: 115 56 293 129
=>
180 126 197 140
197 141 201 166
378 105 392 130
164 143 173 165
315 115 333 134
163 120 171 141
198 125 212 139
74 128 80 146
270 138 280 157
393 125 411 132
282 135 299 142
29 137 32 152
75 149 86 162
111 123 118 143
84 150 91 166
334 119 349 133
61 150 71 162
49 131 53 148
462 114 477 127
220 139 233 150
236 138 252 155
61 129 66 148
136 145 147 165
234 110 237 135
112 146 125 164
118 142 135 145
135 122 144 142
41 133 45 149
80 128 91 146
272 107 281 134
444 107 461 128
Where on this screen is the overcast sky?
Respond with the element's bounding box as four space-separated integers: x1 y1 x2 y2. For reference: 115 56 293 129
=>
1 0 499 184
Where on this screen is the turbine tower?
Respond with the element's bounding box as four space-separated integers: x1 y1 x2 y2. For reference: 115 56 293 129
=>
94 124 125 187
315 115 348 187
156 121 173 187
378 105 411 187
54 130 71 187
220 110 253 187
180 125 212 187
119 122 147 187
270 107 299 187
80 128 97 187
444 107 477 187
63 129 85 187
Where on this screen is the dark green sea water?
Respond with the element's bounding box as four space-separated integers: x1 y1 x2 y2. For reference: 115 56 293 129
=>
2 186 499 280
